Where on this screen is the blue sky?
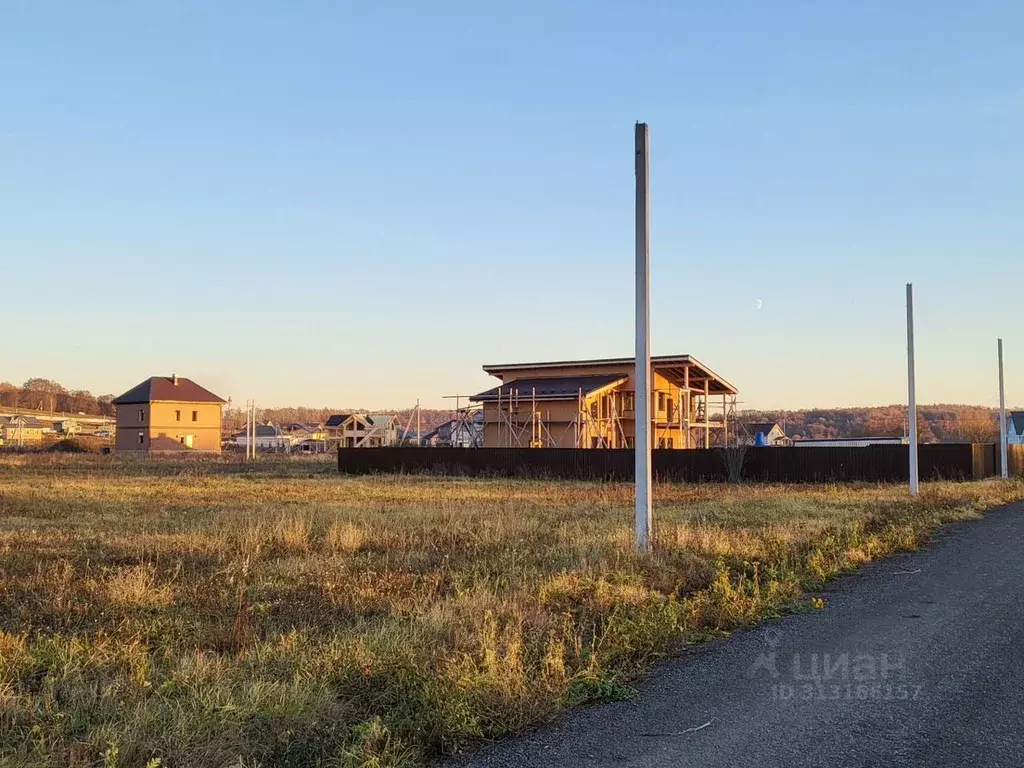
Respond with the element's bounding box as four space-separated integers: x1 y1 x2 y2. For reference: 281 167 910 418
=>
2 1 1022 410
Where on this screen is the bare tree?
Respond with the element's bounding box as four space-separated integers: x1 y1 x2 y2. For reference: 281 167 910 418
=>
718 444 749 483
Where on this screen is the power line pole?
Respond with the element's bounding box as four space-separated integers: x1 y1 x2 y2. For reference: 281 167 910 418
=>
245 398 257 461
906 283 919 496
999 338 1008 479
635 122 653 552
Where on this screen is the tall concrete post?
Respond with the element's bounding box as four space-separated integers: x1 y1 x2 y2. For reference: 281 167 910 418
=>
907 283 919 496
999 338 1008 479
635 123 653 552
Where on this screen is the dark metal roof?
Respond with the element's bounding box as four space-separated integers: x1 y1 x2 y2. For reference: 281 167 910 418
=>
742 422 783 437
1009 412 1024 434
483 354 696 371
481 354 737 395
471 374 627 403
112 376 225 405
2 415 42 428
325 413 397 428
281 422 319 433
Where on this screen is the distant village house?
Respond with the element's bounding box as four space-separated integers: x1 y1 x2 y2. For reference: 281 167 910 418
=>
423 411 485 448
235 423 293 451
739 422 791 446
1009 412 1024 445
325 413 400 447
0 415 44 445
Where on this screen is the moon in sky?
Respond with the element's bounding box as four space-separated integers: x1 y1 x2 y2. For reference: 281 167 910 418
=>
755 298 764 310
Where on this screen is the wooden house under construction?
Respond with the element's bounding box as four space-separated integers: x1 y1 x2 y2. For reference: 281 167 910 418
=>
471 355 738 449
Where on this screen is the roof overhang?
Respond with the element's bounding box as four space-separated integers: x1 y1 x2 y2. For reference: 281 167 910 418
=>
471 374 628 403
482 354 737 396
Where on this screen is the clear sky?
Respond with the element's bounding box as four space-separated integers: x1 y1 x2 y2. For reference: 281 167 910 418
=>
2 1 1022 411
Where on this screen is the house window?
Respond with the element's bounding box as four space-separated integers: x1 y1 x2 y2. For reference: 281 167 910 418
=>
192 410 198 422
175 410 181 422
666 437 674 449
137 432 144 444
138 409 145 422
657 392 665 412
590 402 598 419
622 392 635 412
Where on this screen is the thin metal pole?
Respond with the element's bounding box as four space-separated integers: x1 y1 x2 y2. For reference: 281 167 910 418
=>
999 338 1008 479
683 364 690 449
416 398 421 447
906 283 919 496
704 380 710 449
634 122 653 553
722 394 728 448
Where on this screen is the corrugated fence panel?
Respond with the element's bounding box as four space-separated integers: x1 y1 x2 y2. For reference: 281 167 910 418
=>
1005 445 1024 477
338 444 993 483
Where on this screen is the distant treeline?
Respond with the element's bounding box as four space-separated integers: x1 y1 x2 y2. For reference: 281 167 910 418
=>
0 379 116 416
740 404 1008 444
2 378 1010 444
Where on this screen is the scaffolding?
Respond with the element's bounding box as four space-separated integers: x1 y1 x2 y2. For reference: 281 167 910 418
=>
489 385 737 449
472 355 738 449
439 393 486 448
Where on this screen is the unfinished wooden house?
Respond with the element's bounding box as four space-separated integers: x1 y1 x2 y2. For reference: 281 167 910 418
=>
325 413 400 447
471 355 737 449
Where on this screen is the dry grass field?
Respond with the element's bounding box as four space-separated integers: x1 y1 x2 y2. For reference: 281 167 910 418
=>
1 454 1022 767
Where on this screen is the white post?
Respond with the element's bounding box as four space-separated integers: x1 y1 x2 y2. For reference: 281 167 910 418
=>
999 338 1008 479
906 283 919 496
634 122 653 553
251 400 257 458
416 398 421 447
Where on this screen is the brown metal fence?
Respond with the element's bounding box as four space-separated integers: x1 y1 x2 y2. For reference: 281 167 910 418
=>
338 444 995 483
1005 444 1024 477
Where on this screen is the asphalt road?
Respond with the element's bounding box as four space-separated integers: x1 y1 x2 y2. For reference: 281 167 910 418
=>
457 500 1024 768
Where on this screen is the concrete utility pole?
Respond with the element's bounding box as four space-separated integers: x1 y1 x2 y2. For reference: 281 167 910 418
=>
906 283 919 496
635 122 653 552
999 338 1008 479
245 398 257 461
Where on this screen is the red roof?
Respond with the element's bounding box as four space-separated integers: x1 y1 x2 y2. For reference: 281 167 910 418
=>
112 376 225 405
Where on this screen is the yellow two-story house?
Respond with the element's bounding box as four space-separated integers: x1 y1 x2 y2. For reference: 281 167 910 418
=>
113 375 226 454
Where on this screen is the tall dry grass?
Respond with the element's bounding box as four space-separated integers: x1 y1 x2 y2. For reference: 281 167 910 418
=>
0 453 1021 766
